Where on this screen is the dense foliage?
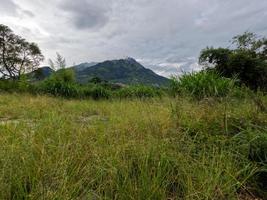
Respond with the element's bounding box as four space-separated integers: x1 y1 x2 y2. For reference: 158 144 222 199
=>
199 32 267 91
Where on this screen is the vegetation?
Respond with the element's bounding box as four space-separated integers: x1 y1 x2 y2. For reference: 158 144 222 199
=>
170 71 236 99
73 58 170 86
0 24 44 79
48 52 66 70
199 32 267 91
0 93 266 199
0 25 266 199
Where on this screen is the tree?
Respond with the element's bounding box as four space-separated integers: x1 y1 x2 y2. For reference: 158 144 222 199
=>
0 24 44 79
199 47 232 76
199 32 267 91
48 53 75 83
48 52 66 70
89 76 102 84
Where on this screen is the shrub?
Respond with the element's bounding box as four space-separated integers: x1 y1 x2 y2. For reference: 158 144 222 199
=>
37 69 79 98
170 71 235 99
83 85 111 100
38 80 79 98
51 69 76 83
0 80 19 92
0 76 32 93
17 75 31 92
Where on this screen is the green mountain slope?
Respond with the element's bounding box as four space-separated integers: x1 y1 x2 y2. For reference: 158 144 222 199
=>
73 58 169 86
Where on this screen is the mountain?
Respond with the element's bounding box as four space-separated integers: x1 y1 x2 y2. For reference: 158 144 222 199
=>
30 58 170 86
73 62 98 72
28 66 54 81
72 58 169 86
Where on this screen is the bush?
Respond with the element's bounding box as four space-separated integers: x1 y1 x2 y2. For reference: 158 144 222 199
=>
0 76 32 93
170 71 235 99
17 75 31 92
51 69 76 83
37 69 79 98
0 80 19 92
38 80 80 98
83 85 111 100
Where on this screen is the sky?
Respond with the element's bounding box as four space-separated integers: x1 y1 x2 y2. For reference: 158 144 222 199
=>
1 0 267 77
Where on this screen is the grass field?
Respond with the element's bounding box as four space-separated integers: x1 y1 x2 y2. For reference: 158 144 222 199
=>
0 93 266 199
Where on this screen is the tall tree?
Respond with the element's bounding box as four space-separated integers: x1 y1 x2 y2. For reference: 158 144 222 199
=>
0 24 44 79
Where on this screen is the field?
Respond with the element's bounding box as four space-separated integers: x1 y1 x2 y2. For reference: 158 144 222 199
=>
0 93 266 199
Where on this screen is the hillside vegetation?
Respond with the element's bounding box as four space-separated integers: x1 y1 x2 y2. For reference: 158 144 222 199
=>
72 58 169 86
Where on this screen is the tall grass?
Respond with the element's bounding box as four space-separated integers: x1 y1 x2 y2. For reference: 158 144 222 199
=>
0 93 266 199
115 85 162 99
170 71 236 99
0 79 163 100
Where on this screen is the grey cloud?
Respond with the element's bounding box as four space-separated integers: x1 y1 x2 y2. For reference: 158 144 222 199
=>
22 10 35 18
59 0 110 29
0 0 19 15
0 0 35 18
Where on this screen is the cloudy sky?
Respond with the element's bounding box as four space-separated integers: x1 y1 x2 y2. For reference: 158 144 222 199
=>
1 0 267 77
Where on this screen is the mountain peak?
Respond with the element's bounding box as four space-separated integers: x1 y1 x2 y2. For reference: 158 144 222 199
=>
73 58 169 86
124 57 137 63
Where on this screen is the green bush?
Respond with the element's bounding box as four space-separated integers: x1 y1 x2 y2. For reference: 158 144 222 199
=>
0 76 32 93
37 69 79 98
38 81 79 98
170 71 236 99
0 80 19 92
51 68 76 83
83 85 111 100
17 75 31 92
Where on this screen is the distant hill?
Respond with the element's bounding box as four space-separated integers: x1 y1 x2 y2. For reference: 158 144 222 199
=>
73 62 98 72
30 58 169 86
27 66 54 81
72 58 169 86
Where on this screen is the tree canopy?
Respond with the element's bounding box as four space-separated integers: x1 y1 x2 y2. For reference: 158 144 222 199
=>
0 24 44 79
199 32 267 91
